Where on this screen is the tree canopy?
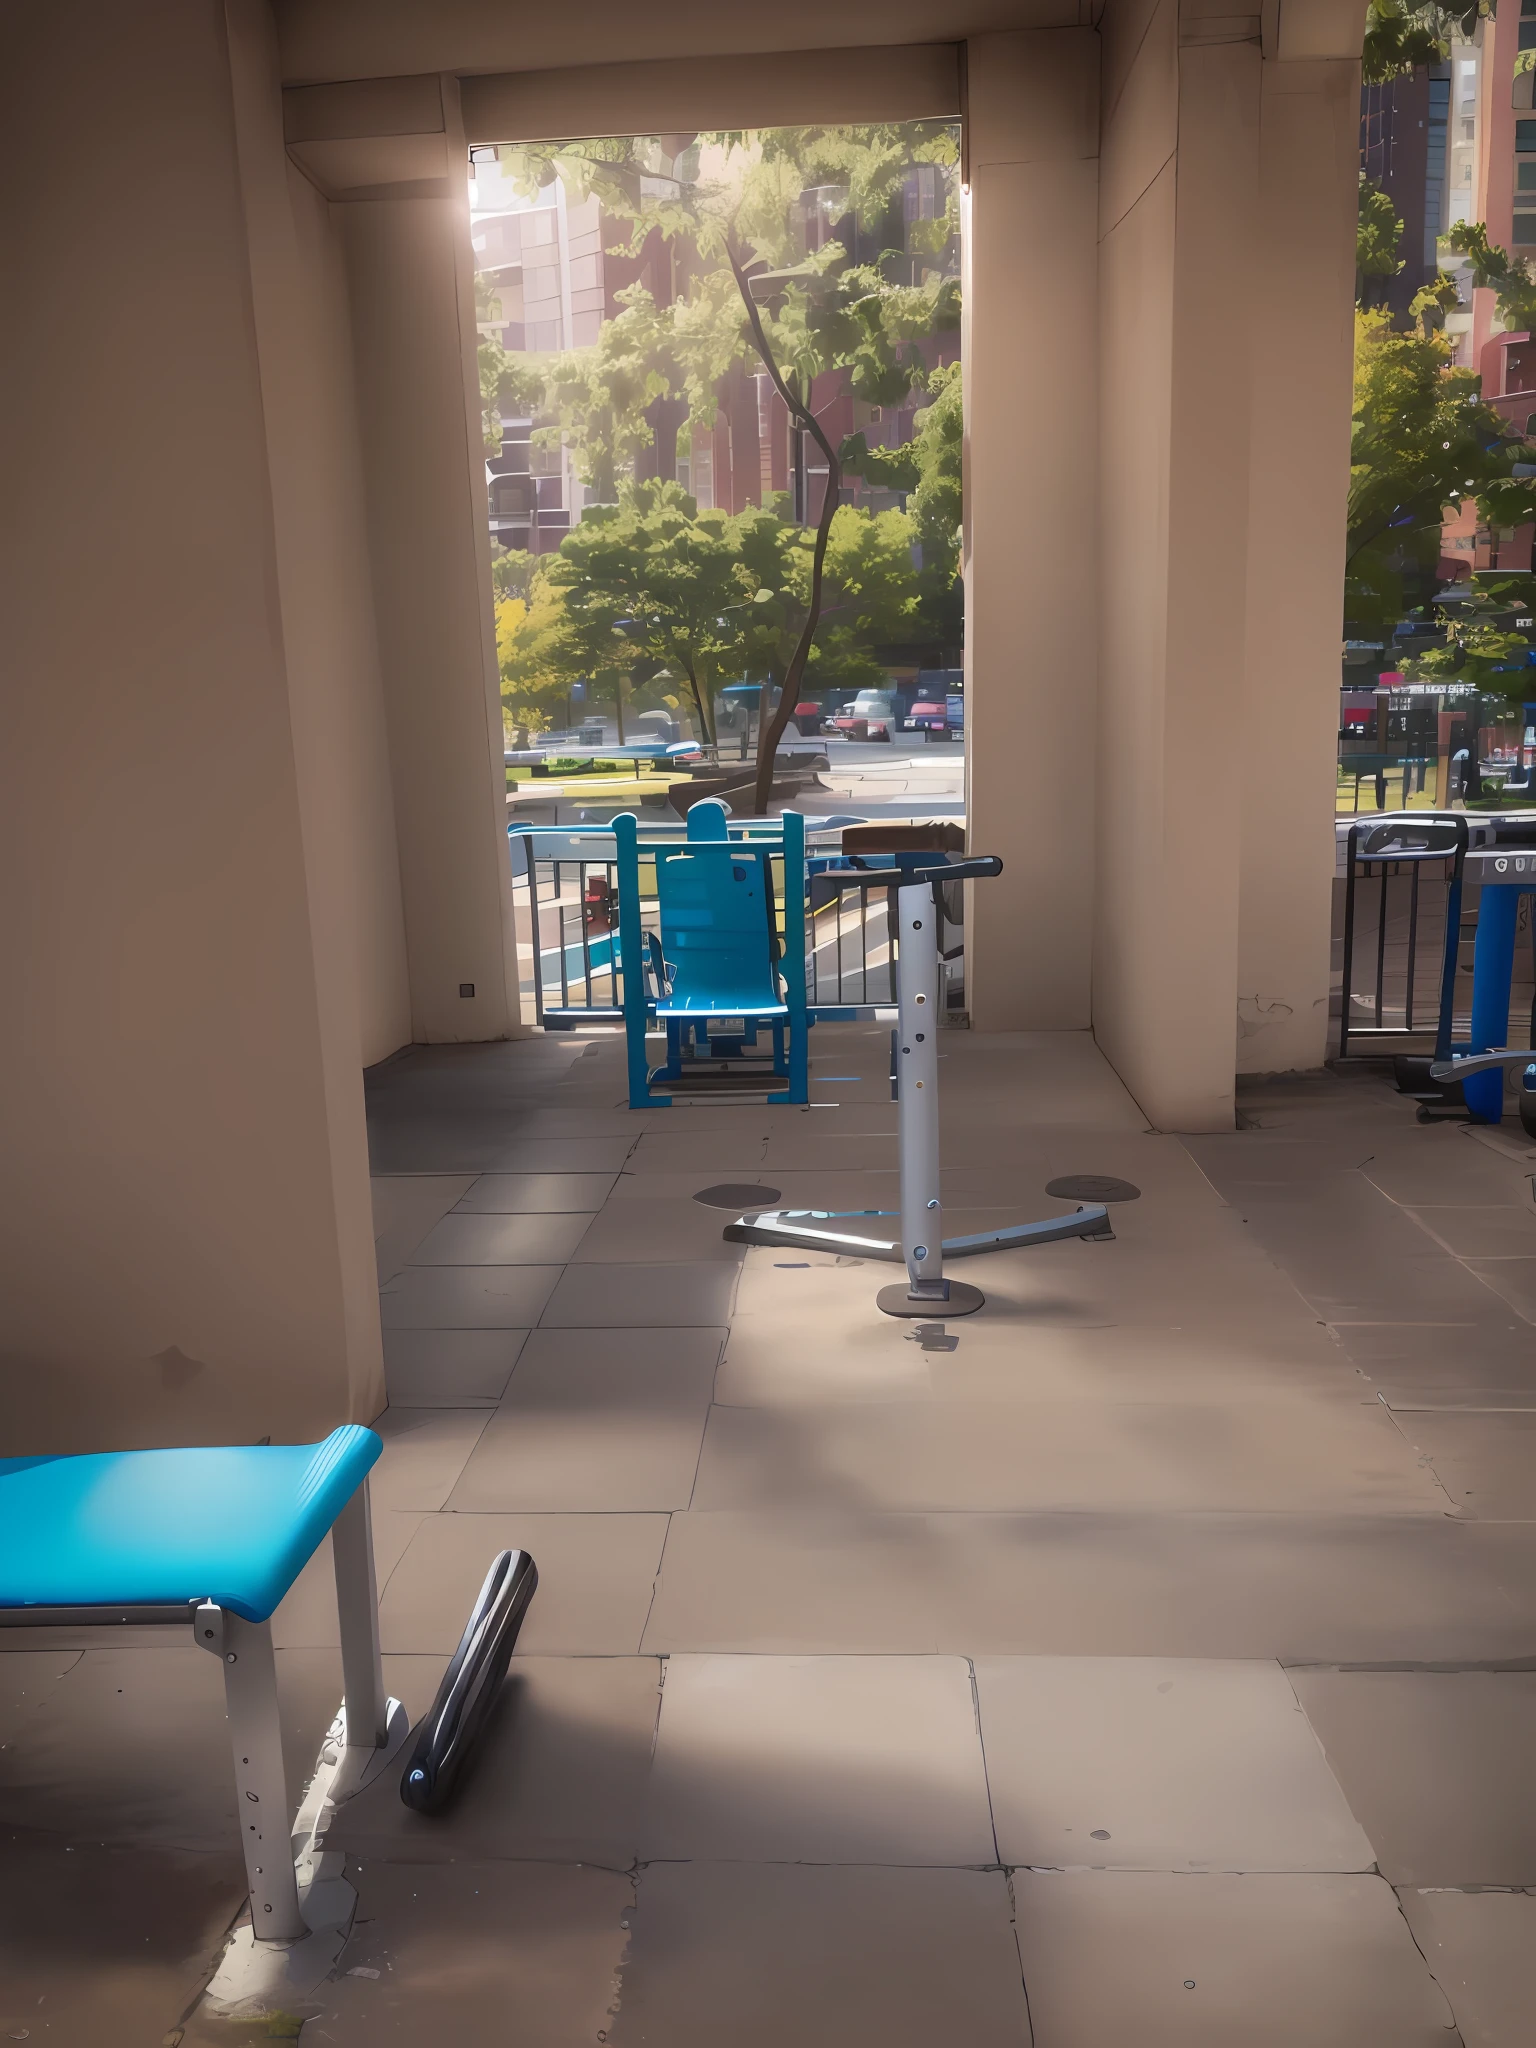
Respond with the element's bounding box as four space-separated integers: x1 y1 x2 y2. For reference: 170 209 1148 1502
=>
478 123 962 799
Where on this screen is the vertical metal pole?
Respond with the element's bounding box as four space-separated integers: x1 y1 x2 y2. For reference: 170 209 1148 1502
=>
524 836 546 1026
1466 883 1520 1122
1340 825 1361 1059
219 1613 305 1942
1375 860 1389 1027
332 1481 388 1751
896 879 945 1301
1405 861 1420 1034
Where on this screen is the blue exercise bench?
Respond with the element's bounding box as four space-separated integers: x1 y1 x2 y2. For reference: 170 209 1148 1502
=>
615 801 809 1107
0 1427 393 1942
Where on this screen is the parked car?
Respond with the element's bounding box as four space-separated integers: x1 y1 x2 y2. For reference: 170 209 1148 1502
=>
827 690 897 741
945 692 965 736
903 699 948 735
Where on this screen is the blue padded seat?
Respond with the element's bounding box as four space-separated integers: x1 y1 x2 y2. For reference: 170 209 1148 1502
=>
0 1425 381 1623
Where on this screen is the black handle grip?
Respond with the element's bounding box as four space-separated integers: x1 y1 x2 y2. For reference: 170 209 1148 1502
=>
908 855 1003 885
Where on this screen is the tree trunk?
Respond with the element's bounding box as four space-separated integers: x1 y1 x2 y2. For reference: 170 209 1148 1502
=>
681 656 715 747
727 245 843 815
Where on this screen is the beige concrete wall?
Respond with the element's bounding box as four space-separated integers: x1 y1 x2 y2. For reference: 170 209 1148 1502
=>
339 102 524 1042
1094 0 1262 1131
1235 57 1360 1073
964 27 1101 1030
226 0 412 1082
0 0 384 1450
274 0 1081 85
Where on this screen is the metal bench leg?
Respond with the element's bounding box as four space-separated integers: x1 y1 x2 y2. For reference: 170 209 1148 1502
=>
332 1479 389 1751
213 1609 306 1942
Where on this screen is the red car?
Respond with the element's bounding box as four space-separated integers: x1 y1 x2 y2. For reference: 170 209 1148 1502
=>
902 700 948 734
825 691 896 741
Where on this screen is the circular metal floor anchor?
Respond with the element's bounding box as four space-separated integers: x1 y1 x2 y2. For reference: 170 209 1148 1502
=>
1045 1175 1142 1204
692 1182 783 1210
877 1280 986 1319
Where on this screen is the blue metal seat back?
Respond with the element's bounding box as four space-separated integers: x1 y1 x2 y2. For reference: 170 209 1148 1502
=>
655 809 783 1014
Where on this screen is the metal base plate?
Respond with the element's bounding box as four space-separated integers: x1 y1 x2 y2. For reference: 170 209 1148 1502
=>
877 1280 985 1318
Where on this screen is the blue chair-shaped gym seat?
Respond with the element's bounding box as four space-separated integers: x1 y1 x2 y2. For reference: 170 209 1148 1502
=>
614 800 809 1107
0 1425 393 1943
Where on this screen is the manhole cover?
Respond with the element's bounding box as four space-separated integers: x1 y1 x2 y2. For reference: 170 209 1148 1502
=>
693 1183 783 1210
1045 1175 1141 1204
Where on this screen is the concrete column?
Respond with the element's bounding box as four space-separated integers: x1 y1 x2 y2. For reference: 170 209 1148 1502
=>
0 0 383 1450
964 29 1101 1030
1236 57 1359 1074
338 86 525 1043
1094 0 1263 1131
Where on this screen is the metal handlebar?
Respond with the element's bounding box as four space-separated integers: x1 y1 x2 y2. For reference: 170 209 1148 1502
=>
906 855 1003 886
820 854 1004 891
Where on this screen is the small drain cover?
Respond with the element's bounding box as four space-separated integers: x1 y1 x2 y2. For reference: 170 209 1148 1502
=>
693 1182 783 1210
1045 1175 1141 1204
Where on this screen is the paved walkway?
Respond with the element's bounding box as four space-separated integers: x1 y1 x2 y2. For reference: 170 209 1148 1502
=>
4 1029 1536 2041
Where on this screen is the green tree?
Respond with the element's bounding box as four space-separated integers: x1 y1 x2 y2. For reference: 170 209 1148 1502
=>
1401 579 1536 697
842 358 962 652
1362 0 1491 84
1357 178 1405 304
1347 306 1536 634
493 124 960 808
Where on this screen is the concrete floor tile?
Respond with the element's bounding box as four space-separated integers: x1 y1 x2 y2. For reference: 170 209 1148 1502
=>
0 1829 244 2046
332 1655 662 1866
1462 1256 1536 1322
369 1407 491 1510
452 1170 617 1211
382 1328 526 1406
380 1511 668 1654
1389 1410 1536 1517
644 1654 994 1864
974 1656 1372 1872
447 1330 720 1511
759 1132 900 1172
688 1397 1448 1514
408 1210 593 1264
481 1136 637 1172
539 1262 738 1327
1398 1887 1536 2046
609 1864 1028 2048
571 1195 748 1263
1012 1870 1455 2045
1328 1318 1536 1385
0 1645 341 1853
717 1304 1355 1408
0 1650 80 1747
1287 1671 1536 1886
271 1509 424 1648
378 1262 563 1328
1362 1141 1536 1208
1406 1206 1536 1257
371 1173 477 1283
642 1511 1536 1661
312 1860 631 2044
626 1128 769 1171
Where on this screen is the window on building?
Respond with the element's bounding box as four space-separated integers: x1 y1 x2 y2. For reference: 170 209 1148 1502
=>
1506 344 1536 391
1519 119 1536 148
1520 19 1536 47
1515 213 1536 244
1521 163 1536 189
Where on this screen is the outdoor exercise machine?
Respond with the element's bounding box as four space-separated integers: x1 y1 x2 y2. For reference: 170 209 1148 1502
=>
0 1427 535 1944
614 800 810 1106
725 850 1115 1316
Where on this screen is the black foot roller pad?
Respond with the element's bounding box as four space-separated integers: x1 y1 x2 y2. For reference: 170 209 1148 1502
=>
693 1183 782 1209
400 1548 536 1813
1045 1175 1141 1204
877 1280 986 1318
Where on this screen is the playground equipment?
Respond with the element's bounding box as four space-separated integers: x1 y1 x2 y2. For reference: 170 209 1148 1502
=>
726 850 1115 1316
0 1427 535 1938
615 801 810 1106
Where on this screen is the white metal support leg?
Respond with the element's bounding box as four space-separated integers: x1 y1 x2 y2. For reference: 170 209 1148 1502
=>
894 879 954 1306
209 1608 306 1943
332 1479 389 1751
